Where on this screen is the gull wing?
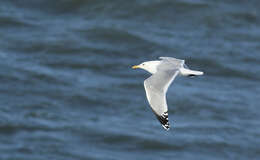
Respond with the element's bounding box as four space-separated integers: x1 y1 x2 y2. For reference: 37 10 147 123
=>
159 57 184 66
144 69 179 130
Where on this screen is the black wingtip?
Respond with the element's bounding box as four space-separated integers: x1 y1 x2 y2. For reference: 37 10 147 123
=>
188 74 196 77
155 111 170 131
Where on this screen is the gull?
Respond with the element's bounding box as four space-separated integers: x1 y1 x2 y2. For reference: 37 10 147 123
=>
132 57 203 130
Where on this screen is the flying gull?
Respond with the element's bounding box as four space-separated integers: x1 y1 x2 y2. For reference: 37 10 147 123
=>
132 57 203 130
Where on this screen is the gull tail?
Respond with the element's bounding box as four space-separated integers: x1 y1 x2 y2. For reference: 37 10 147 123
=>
179 68 204 77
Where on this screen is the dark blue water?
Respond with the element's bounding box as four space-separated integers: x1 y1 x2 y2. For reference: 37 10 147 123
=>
0 0 260 159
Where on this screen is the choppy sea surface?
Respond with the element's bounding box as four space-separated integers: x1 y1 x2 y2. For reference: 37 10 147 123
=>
0 0 260 159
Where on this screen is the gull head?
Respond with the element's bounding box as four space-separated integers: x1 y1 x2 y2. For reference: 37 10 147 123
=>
132 61 161 74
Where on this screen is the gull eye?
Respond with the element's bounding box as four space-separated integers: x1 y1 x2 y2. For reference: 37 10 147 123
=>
142 64 145 66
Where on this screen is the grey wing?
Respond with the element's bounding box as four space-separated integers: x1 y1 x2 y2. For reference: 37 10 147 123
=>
159 57 185 66
144 70 179 130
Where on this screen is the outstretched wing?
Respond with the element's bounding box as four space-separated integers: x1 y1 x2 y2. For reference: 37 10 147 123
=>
159 57 184 66
144 69 179 130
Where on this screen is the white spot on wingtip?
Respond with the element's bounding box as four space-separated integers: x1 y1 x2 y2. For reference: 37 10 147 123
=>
162 124 170 131
163 126 170 131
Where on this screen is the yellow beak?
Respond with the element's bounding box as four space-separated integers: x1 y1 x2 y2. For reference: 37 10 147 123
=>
132 65 140 69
